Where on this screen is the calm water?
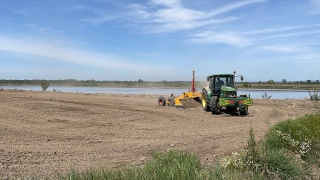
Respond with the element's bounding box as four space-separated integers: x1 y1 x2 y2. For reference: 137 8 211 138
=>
0 86 314 99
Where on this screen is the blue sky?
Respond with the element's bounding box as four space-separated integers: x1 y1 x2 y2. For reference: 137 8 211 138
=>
0 0 319 81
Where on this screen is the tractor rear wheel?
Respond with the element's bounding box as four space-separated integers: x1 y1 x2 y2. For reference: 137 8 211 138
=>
239 106 248 115
158 97 166 106
201 89 210 111
210 96 220 114
167 97 175 107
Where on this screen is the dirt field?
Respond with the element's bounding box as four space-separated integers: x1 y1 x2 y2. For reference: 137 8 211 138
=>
0 90 318 179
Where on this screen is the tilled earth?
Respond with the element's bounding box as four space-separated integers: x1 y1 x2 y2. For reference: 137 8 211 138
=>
0 90 318 179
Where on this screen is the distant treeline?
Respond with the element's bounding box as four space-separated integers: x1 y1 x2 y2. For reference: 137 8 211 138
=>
0 79 207 88
1 79 320 90
242 79 320 90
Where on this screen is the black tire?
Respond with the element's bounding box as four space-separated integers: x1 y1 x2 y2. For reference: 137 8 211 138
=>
158 97 166 106
167 97 175 107
239 106 248 115
201 89 210 111
210 96 220 114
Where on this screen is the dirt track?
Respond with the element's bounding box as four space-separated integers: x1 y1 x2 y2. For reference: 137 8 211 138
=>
0 90 318 179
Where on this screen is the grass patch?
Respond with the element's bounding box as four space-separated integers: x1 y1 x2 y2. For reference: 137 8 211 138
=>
265 114 320 166
61 150 205 180
214 128 309 180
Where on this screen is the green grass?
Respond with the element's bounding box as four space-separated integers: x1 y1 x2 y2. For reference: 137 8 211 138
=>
213 128 310 180
265 114 320 166
61 150 205 180
22 114 320 180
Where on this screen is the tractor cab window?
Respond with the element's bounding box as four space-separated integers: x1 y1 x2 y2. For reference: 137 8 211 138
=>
216 77 225 88
214 76 235 94
209 77 215 90
211 75 235 94
225 77 234 87
214 77 225 94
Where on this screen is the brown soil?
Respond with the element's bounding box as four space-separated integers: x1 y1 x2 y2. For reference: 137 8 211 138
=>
0 90 318 179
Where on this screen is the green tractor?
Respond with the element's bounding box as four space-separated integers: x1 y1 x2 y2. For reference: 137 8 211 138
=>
201 72 253 115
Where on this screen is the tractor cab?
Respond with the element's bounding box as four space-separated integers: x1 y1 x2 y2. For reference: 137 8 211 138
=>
207 74 238 96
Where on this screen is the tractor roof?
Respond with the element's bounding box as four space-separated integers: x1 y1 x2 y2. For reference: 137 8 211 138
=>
208 74 234 77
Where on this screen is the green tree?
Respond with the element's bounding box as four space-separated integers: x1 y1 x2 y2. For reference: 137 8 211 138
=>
138 79 143 83
306 80 311 84
267 79 275 84
282 79 287 84
243 82 249 87
41 81 50 91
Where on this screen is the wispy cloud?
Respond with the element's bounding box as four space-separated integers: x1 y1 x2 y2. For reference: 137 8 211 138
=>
83 15 116 25
242 24 320 35
76 0 265 32
187 26 320 47
0 35 149 72
70 4 88 11
251 30 320 42
207 0 266 16
2 7 29 16
25 24 52 33
308 0 320 14
259 45 310 53
187 31 250 47
124 0 264 33
150 0 181 8
81 9 117 25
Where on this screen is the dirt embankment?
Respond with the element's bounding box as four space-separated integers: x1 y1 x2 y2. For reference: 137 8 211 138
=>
0 90 318 179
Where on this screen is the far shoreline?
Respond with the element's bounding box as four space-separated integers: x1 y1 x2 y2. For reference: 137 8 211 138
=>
0 85 319 92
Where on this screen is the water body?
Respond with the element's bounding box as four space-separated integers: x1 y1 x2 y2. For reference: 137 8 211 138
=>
0 85 314 99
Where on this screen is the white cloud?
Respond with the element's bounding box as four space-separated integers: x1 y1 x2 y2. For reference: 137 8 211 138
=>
187 31 250 47
77 0 264 33
125 0 264 33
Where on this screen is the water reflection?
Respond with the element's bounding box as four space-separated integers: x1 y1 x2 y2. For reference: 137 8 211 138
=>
0 86 312 99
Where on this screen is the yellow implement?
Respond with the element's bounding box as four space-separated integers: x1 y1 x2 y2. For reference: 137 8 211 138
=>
172 91 202 108
158 71 202 108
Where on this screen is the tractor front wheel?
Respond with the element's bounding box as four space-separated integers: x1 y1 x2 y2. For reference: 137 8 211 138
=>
158 97 166 106
239 106 248 115
201 89 210 111
210 96 220 114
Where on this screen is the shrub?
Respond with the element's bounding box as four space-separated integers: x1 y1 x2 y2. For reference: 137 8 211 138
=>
41 81 50 91
309 90 319 100
262 92 271 99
